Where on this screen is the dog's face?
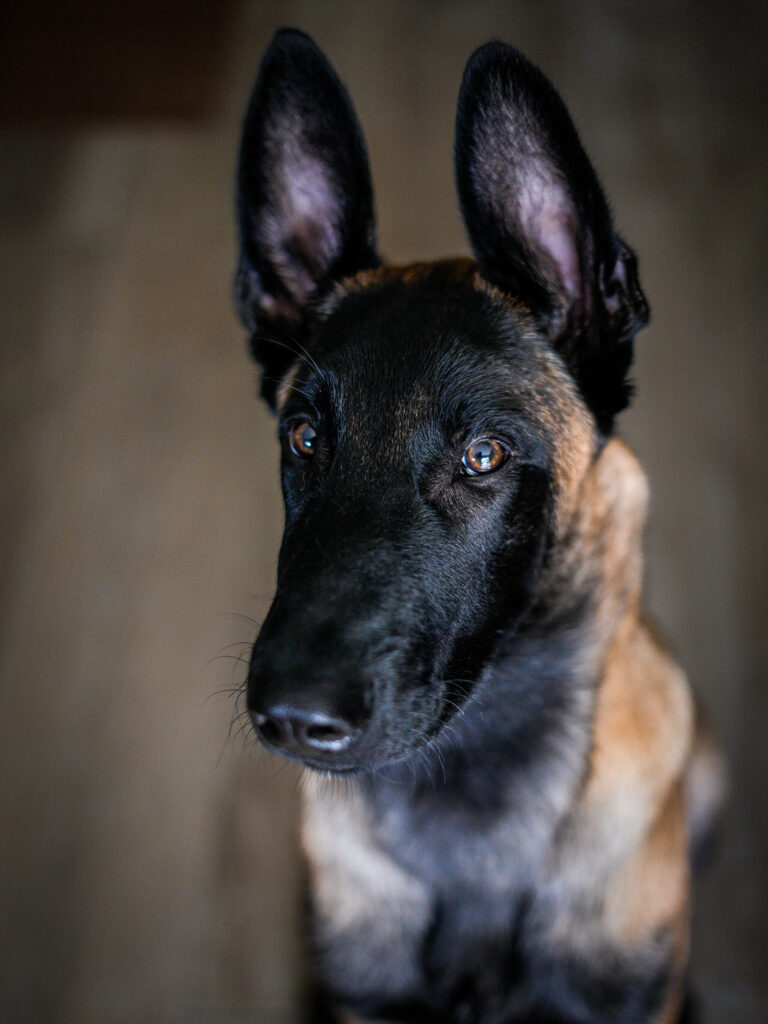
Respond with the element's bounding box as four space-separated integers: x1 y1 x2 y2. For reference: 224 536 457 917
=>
252 263 589 772
235 31 648 772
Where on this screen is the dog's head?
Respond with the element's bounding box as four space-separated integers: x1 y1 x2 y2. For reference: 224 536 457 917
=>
235 30 648 772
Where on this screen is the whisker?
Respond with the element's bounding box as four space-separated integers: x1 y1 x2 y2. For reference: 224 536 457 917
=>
263 374 317 405
250 332 326 382
216 611 263 628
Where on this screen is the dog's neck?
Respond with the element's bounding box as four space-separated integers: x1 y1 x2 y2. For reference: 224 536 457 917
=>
357 439 649 889
533 435 648 687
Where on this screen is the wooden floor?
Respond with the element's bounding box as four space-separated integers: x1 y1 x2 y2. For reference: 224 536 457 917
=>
1 2 766 1021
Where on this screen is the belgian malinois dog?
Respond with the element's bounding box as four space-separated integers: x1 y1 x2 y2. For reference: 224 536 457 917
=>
234 28 723 1024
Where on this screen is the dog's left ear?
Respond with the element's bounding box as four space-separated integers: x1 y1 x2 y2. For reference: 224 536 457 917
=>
455 42 648 430
235 29 379 407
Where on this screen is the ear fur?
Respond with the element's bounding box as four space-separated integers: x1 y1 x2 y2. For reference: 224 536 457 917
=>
235 29 379 407
455 42 648 430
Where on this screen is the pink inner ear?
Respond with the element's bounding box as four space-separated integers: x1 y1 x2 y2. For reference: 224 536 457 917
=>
515 164 583 307
264 147 342 301
283 158 340 253
603 255 627 316
536 207 581 302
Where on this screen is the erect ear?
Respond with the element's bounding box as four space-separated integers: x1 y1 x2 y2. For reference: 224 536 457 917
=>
235 29 379 408
455 42 649 431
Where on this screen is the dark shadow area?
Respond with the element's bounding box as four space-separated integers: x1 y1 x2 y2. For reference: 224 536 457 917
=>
0 0 235 125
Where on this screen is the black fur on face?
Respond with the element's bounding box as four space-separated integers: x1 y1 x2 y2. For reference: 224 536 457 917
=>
236 32 649 773
248 264 580 771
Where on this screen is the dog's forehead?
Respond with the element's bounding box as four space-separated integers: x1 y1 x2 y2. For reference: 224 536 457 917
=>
325 259 527 353
310 261 545 414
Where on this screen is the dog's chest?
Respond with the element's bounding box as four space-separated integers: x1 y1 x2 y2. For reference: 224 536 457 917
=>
302 778 434 1004
301 775 575 1018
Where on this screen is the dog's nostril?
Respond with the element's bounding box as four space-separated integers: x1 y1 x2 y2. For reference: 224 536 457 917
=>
306 722 342 743
294 712 360 753
257 715 285 746
251 705 362 758
302 719 357 750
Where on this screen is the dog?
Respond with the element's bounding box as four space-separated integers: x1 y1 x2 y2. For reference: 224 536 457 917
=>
233 28 724 1024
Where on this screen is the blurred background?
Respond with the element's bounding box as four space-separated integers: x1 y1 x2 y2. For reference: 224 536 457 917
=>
1 1 766 1021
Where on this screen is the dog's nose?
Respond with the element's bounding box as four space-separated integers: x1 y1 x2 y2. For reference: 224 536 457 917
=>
251 705 362 759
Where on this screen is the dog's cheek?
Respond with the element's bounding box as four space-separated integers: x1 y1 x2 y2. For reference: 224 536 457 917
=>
498 466 554 600
279 461 321 526
459 465 554 641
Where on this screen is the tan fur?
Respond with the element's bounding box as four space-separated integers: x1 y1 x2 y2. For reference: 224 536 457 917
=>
338 257 478 296
302 775 431 941
530 441 696 1022
574 447 693 963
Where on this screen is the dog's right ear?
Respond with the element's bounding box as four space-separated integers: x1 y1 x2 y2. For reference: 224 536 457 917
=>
235 29 379 407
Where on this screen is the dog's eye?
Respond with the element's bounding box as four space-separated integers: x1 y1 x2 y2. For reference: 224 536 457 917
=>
288 421 317 458
461 438 508 475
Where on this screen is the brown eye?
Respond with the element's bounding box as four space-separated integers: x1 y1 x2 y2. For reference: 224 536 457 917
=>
288 421 317 458
461 438 508 476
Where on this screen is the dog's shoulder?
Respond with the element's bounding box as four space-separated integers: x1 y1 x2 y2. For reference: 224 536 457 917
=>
543 615 694 954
